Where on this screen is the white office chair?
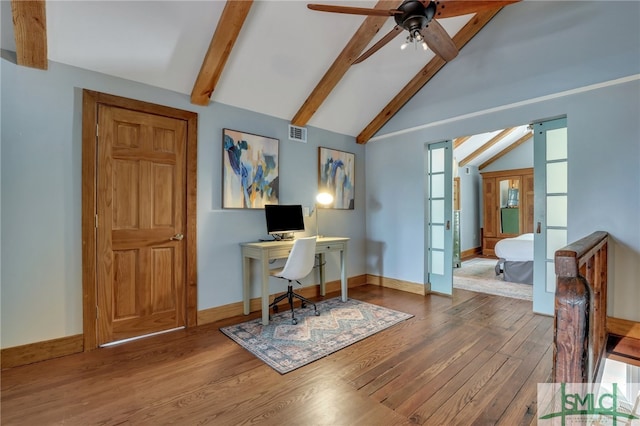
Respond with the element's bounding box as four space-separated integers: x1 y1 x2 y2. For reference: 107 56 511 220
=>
269 236 320 325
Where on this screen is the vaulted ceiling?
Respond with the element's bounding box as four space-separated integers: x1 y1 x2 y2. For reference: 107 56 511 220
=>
5 0 523 147
454 125 532 169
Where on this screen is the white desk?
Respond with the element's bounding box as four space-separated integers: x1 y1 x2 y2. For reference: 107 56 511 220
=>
241 237 349 325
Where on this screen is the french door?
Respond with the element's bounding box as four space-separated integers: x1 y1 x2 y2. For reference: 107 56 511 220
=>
533 117 568 315
425 140 454 295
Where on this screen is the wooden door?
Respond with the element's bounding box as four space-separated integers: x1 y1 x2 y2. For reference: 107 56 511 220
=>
96 105 186 345
522 172 534 233
453 177 460 211
482 177 496 238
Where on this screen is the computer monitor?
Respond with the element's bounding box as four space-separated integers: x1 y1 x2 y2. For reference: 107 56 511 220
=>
264 204 305 240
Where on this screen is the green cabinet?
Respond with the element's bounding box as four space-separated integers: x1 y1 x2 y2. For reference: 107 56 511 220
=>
501 208 519 234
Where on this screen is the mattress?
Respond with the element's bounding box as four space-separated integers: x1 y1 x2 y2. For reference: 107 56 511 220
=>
494 233 534 262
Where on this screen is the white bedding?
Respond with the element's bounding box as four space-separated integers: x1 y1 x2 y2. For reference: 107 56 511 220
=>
494 233 534 262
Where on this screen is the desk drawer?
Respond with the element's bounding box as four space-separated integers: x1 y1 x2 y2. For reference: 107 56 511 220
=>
269 248 292 259
316 243 344 253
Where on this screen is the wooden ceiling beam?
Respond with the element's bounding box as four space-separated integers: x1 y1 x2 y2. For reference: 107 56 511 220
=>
459 127 516 167
356 8 503 144
454 135 472 149
479 131 532 170
291 0 402 127
191 0 254 106
11 0 48 70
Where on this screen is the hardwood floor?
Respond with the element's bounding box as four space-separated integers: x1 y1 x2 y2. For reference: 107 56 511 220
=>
1 285 553 425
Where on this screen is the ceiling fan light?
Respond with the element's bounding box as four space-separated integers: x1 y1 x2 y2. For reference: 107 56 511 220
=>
404 15 427 35
400 42 409 50
422 41 428 50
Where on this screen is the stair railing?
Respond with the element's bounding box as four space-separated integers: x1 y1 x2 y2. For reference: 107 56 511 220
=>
552 231 609 383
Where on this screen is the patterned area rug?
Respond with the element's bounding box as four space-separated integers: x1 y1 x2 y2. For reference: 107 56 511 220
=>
454 258 533 301
220 297 413 374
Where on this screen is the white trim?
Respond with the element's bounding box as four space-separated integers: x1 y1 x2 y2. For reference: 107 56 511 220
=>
370 74 640 142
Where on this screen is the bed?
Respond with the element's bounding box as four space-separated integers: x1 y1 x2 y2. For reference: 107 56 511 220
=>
494 233 534 284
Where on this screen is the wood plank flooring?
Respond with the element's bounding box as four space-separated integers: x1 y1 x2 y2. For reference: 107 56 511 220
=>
1 285 553 425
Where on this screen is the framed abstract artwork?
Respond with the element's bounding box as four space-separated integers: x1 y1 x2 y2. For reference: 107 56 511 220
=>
318 147 355 210
223 129 279 209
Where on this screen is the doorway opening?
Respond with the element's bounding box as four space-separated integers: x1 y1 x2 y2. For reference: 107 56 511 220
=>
448 117 569 316
452 124 534 299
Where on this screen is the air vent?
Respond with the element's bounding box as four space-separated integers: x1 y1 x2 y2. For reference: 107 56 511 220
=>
288 125 307 143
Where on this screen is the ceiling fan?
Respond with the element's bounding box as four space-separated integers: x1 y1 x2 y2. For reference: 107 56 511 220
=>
308 1 519 64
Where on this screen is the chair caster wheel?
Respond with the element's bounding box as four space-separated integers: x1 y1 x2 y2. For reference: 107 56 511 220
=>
273 305 279 313
301 302 306 308
292 318 298 325
314 310 320 316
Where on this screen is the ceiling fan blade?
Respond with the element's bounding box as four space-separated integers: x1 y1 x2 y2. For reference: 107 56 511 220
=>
307 4 401 17
420 19 458 61
432 0 520 19
353 25 403 64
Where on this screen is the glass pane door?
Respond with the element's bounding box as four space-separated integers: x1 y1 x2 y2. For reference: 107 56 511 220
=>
533 117 568 314
425 140 453 295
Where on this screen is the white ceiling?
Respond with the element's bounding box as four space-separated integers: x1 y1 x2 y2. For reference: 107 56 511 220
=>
1 0 481 137
2 0 532 164
455 124 531 168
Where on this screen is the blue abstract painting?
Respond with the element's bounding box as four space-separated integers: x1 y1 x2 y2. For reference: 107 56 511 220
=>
223 129 279 208
318 147 355 210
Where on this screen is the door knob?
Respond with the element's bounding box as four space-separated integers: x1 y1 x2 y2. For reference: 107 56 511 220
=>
170 233 184 241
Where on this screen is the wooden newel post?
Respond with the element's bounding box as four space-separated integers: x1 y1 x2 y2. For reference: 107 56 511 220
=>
551 231 608 384
552 275 590 383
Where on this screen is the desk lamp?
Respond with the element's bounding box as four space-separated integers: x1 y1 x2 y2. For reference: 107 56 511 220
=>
315 192 334 237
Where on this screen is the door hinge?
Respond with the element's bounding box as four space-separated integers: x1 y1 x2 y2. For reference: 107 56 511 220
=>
96 306 99 319
96 123 99 137
95 214 98 228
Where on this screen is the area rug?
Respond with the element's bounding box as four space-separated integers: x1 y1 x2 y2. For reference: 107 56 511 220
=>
220 297 413 374
454 258 533 301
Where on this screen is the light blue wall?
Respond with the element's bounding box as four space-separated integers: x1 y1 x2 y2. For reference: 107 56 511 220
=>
0 55 365 348
377 1 640 138
2 0 639 348
457 166 481 252
365 1 640 318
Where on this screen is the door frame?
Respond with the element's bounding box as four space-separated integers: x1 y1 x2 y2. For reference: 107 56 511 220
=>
81 90 198 350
